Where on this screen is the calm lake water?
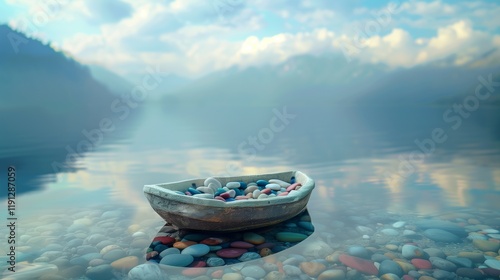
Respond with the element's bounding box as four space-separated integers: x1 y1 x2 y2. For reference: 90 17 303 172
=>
1 99 500 279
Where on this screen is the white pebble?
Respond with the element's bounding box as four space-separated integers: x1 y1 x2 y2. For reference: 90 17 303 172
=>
252 190 261 199
197 187 214 195
204 177 221 189
392 221 406 228
257 194 269 199
226 182 241 189
268 179 291 188
193 194 214 199
265 183 281 190
207 182 219 192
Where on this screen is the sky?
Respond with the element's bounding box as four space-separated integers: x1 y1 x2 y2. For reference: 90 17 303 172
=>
1 0 500 79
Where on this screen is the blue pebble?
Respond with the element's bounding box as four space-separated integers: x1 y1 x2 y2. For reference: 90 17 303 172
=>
239 182 247 189
215 188 226 196
234 189 244 196
290 176 296 184
207 257 225 267
191 183 196 188
297 221 315 231
188 187 201 195
256 180 269 186
225 198 236 202
154 244 169 253
151 241 161 247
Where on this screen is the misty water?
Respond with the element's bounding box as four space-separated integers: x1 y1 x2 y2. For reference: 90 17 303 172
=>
1 99 500 279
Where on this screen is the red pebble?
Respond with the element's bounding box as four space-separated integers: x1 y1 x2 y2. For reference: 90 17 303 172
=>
201 238 223 245
235 196 248 200
220 192 230 199
278 192 289 196
152 236 175 245
216 248 247 258
338 254 378 275
214 196 225 202
411 258 432 269
286 183 302 192
402 276 415 280
185 191 192 196
230 241 255 249
261 188 272 194
482 268 500 277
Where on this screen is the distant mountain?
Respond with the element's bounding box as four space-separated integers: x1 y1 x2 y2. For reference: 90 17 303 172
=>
164 53 500 109
88 64 134 96
0 24 130 196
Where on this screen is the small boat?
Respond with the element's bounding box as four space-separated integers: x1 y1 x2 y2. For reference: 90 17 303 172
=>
143 170 315 231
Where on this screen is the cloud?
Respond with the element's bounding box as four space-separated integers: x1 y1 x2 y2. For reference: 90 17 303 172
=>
85 0 132 24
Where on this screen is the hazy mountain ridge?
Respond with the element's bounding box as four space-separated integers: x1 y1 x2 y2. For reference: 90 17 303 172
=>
162 52 500 109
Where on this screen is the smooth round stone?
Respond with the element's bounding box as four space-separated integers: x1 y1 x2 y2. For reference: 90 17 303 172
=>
393 221 406 228
458 252 485 263
429 257 457 272
415 220 467 237
231 241 255 249
245 186 258 194
256 180 269 186
197 186 214 195
174 241 197 249
86 234 107 245
217 248 247 258
243 232 265 245
402 244 426 259
207 257 225 267
275 232 308 242
424 229 461 243
222 272 244 280
403 230 418 237
204 177 222 189
283 265 302 276
208 182 220 192
300 262 326 277
297 221 314 231
256 242 275 250
483 229 500 234
488 233 500 239
252 190 261 199
456 267 486 279
265 183 281 190
485 259 500 269
193 193 214 199
424 248 446 258
468 232 488 240
347 246 372 259
381 229 399 236
268 179 291 187
102 249 127 261
226 182 241 189
380 273 401 280
209 245 222 251
58 265 86 278
317 269 345 280
182 244 210 257
378 259 404 277
152 236 175 245
160 254 193 267
446 256 473 268
371 253 390 263
433 269 456 279
385 244 398 251
338 254 378 275
128 263 165 280
86 264 114 280
201 237 224 245
258 193 269 199
239 252 261 262
241 265 266 278
411 258 432 269
111 256 139 270
473 239 500 252
160 247 180 258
